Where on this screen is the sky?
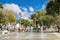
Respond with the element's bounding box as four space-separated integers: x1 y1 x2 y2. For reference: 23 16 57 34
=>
0 0 49 20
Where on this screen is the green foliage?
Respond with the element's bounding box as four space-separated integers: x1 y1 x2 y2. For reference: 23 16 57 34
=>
0 8 16 23
30 10 55 26
36 10 46 16
46 0 60 16
5 11 16 23
0 4 3 9
46 0 60 28
0 9 5 23
21 19 31 28
30 13 36 19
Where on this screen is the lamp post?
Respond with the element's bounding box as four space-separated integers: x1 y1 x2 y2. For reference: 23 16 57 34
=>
19 12 21 32
19 12 21 24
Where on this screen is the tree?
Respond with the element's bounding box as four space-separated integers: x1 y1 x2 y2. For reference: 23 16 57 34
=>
0 4 3 9
20 19 31 29
36 10 46 26
46 0 60 16
55 15 60 32
5 10 16 23
30 13 36 27
23 20 30 28
30 10 55 27
0 9 5 23
0 4 16 23
0 6 5 23
0 8 16 23
46 0 60 32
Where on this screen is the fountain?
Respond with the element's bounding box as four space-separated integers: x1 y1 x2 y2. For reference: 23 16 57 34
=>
31 26 33 32
40 26 47 39
15 23 20 40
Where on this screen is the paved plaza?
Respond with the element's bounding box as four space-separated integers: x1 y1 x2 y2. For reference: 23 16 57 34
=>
0 32 60 40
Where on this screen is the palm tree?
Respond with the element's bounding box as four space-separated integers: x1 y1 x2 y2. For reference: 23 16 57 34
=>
30 13 37 27
46 0 60 32
36 10 46 25
46 0 60 16
30 10 46 27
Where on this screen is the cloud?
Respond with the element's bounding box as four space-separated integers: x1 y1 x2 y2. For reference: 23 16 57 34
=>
21 8 30 20
41 4 46 10
3 3 23 20
21 7 34 20
22 7 28 11
3 3 22 13
3 3 34 20
29 7 34 12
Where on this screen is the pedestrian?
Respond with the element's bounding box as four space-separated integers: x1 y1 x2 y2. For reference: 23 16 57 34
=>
0 23 2 30
38 24 40 32
6 23 10 31
36 25 38 32
15 23 20 32
57 25 60 32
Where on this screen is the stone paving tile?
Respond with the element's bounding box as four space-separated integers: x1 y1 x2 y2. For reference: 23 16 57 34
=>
0 32 60 40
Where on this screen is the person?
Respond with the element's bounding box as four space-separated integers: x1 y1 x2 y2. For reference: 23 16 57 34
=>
10 23 15 32
38 24 40 32
20 25 24 32
0 24 3 30
24 27 28 32
15 23 20 32
57 25 60 32
2 24 5 31
29 24 32 32
36 25 38 32
36 24 40 32
31 25 33 32
41 26 44 32
5 23 11 31
43 26 46 31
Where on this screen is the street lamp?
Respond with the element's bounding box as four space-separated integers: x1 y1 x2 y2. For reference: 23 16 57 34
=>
19 12 21 24
19 12 21 32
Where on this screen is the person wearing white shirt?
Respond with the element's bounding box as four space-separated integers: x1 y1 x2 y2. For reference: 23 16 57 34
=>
15 23 20 32
6 23 11 31
38 24 40 32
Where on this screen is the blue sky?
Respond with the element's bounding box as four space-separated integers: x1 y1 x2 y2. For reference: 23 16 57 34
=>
0 0 49 20
0 0 49 11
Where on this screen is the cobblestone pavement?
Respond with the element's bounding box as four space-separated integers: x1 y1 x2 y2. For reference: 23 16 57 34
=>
0 32 60 40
